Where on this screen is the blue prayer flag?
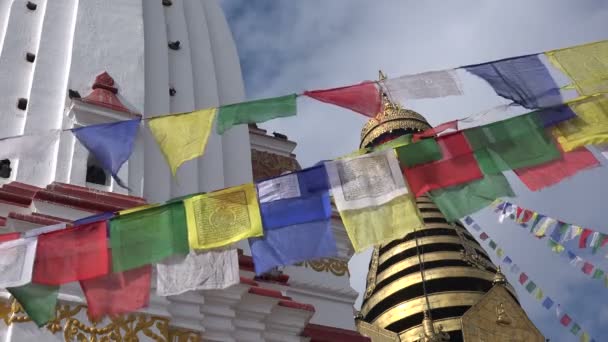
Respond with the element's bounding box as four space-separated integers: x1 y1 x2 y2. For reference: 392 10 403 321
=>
72 119 140 189
249 220 338 275
471 224 481 231
464 216 473 225
542 297 554 310
537 104 576 127
503 256 512 265
567 250 576 261
465 55 562 109
73 212 115 226
256 165 331 230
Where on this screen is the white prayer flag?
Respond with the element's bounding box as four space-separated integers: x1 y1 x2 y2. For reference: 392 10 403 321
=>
257 173 301 203
326 150 408 211
0 130 61 160
382 70 463 100
156 248 239 296
0 237 38 288
589 231 601 248
23 223 67 238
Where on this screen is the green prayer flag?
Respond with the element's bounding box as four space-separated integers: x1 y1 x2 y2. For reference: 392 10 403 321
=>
429 172 514 222
464 113 560 174
525 281 537 293
396 138 442 167
489 240 497 250
593 268 605 279
110 201 189 272
548 240 565 254
372 134 412 152
571 323 581 335
8 283 59 326
216 94 297 134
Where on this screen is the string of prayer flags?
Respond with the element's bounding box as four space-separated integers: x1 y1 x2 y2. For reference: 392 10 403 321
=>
464 112 561 174
216 94 297 135
156 249 239 296
0 237 37 288
80 264 151 319
429 172 514 222
109 201 189 273
380 70 463 100
546 40 608 95
552 95 608 152
464 54 563 109
395 137 442 167
148 108 216 175
250 165 337 274
304 81 381 117
514 145 599 191
185 183 263 250
33 221 108 285
72 118 141 189
403 132 484 197
7 283 59 326
0 129 61 161
326 150 422 252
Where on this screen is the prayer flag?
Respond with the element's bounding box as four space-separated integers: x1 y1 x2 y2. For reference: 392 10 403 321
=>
488 240 497 250
510 264 520 274
7 283 59 326
0 232 20 242
0 130 61 161
589 232 601 249
534 217 556 238
496 248 504 257
395 138 442 167
338 194 422 252
503 256 512 265
550 222 569 243
535 288 544 301
582 262 594 275
515 145 599 191
81 264 151 319
250 220 338 274
592 268 604 280
185 183 263 250
525 281 537 293
156 249 239 296
471 223 481 231
413 121 458 142
465 54 563 108
304 81 381 117
548 240 565 254
381 70 463 100
23 223 67 238
570 255 584 268
479 232 489 241
519 272 528 285
552 96 608 152
546 40 608 95
403 132 483 197
371 134 412 152
257 165 331 229
33 221 108 285
148 108 217 175
464 216 474 225
536 104 577 128
326 150 409 211
560 314 572 327
109 201 189 272
216 94 297 135
0 237 37 288
542 297 554 310
581 332 591 342
72 119 140 188
580 229 593 248
429 172 514 222
465 113 561 174
73 212 115 226
571 323 581 335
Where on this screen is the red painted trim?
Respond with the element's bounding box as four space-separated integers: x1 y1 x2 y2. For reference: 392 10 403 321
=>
302 323 370 342
0 198 29 208
0 189 34 206
31 213 73 224
0 217 6 227
48 182 146 208
34 190 123 213
3 182 42 197
238 254 255 272
239 276 259 287
8 212 65 226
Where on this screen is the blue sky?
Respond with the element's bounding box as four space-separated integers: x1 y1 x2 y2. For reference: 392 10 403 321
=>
220 1 608 340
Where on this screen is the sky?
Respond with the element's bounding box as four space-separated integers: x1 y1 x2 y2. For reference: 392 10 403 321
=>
220 1 608 340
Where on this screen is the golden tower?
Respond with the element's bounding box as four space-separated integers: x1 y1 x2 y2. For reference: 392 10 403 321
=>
354 72 545 342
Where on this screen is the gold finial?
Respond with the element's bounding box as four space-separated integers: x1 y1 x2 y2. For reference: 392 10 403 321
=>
417 311 450 342
493 266 507 286
378 70 387 81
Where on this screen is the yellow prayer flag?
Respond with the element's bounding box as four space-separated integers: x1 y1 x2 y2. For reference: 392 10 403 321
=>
148 108 217 175
552 96 608 151
339 194 423 253
535 288 544 301
546 40 608 96
184 183 263 249
496 248 504 257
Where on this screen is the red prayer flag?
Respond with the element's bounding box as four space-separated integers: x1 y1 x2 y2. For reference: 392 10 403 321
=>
582 261 594 275
0 232 20 242
521 210 534 223
479 232 489 241
80 264 151 319
403 132 484 197
579 229 593 248
303 81 381 117
515 146 599 191
560 314 572 327
519 272 528 285
33 221 108 285
601 235 608 248
413 120 458 142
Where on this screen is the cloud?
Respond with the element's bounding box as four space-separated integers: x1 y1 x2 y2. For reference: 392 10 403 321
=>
222 0 608 340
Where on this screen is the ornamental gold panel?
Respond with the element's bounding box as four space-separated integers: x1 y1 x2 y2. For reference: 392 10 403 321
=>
294 258 350 277
399 317 462 341
375 251 469 284
378 235 487 264
356 319 400 342
360 267 495 316
372 292 483 329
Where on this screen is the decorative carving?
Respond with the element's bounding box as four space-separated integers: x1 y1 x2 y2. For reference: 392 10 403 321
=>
169 327 202 342
364 246 380 299
495 303 512 326
251 149 300 181
294 258 350 277
456 228 494 271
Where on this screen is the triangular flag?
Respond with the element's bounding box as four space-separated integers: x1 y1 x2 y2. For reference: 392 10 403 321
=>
0 237 38 288
72 119 140 188
304 81 381 117
148 108 217 175
7 283 59 326
216 94 297 135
